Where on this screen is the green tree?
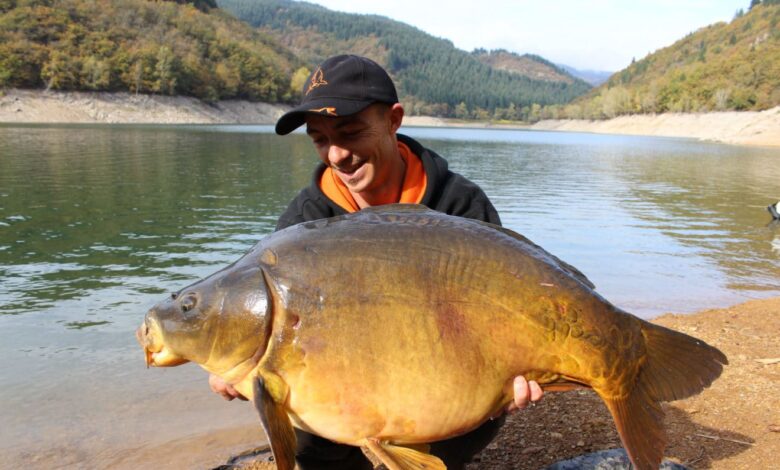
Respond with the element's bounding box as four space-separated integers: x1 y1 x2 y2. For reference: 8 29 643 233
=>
289 66 310 97
81 56 110 90
153 46 178 94
454 101 469 119
42 51 80 90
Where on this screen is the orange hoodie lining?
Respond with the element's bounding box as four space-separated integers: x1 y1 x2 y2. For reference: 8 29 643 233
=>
319 141 427 213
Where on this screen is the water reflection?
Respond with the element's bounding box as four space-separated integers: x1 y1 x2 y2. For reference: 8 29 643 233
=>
0 125 311 317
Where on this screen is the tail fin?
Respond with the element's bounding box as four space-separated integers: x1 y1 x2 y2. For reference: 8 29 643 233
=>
601 322 728 470
640 322 728 401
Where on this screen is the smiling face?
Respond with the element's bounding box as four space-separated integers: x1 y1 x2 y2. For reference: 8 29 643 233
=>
305 103 406 207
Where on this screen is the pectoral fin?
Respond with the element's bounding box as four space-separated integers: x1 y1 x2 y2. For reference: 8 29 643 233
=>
365 439 445 470
252 376 296 470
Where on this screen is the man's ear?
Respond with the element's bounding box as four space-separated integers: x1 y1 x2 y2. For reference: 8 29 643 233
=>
388 103 404 134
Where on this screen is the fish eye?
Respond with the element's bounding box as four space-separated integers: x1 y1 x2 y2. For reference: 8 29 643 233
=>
180 294 197 313
170 292 178 300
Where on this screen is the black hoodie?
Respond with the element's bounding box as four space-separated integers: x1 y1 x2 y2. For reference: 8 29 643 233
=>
275 134 501 230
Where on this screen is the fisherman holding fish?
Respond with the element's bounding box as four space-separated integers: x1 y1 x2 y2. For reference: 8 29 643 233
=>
209 55 543 469
141 54 725 470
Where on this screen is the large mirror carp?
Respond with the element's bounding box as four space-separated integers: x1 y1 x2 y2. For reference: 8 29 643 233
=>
137 204 727 470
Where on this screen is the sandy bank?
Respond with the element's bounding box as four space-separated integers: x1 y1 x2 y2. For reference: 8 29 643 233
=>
532 108 780 147
0 89 287 125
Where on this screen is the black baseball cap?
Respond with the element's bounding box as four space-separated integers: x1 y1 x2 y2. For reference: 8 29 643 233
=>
275 55 399 135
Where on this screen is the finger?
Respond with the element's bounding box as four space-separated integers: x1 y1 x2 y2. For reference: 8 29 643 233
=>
513 375 530 409
529 380 544 402
226 384 248 401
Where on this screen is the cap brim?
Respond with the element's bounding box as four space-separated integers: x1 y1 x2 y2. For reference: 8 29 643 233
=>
274 98 375 135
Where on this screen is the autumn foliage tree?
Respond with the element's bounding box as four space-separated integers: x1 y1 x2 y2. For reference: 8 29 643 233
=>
0 0 302 102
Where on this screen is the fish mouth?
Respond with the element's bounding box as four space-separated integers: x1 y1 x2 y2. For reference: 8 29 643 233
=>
136 319 189 368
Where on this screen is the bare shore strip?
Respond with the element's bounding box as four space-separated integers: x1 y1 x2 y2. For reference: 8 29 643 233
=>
530 107 780 148
405 108 780 148
2 89 779 147
0 89 288 125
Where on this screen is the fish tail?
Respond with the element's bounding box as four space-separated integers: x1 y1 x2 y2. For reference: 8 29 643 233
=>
601 321 728 470
639 321 728 401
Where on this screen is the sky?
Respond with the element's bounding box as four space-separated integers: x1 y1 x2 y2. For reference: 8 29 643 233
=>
305 0 751 71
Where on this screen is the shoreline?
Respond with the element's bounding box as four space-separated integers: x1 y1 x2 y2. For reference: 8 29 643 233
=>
530 107 780 148
0 89 288 125
2 89 780 147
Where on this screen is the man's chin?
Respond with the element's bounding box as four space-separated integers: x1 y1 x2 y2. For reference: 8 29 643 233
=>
339 168 371 192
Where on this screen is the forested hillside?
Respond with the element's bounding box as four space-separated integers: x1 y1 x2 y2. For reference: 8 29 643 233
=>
0 0 301 102
471 49 582 85
541 1 780 121
218 0 592 119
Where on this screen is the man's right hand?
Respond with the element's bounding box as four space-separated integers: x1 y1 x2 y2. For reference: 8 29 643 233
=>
209 374 247 401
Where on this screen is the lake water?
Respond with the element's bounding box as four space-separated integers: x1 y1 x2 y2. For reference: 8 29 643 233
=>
1 124 778 469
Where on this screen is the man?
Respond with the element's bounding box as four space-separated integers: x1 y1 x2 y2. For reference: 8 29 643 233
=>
210 54 543 469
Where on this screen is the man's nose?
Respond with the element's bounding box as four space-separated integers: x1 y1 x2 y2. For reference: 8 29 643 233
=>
327 144 351 164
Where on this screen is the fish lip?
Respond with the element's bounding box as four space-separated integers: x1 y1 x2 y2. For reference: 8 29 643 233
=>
148 346 189 367
137 325 158 368
137 318 175 367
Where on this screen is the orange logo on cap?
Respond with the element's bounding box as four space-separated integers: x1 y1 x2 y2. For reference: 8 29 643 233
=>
306 67 328 95
308 107 338 116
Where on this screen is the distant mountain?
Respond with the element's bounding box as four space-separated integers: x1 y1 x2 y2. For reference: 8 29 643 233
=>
558 65 613 86
472 49 588 85
549 2 780 120
0 0 301 102
218 0 592 120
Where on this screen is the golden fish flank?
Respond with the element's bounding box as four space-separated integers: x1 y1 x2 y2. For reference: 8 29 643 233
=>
137 204 727 470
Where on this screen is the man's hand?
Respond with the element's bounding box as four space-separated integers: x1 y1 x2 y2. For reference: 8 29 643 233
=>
209 373 247 401
506 376 543 414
